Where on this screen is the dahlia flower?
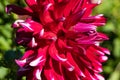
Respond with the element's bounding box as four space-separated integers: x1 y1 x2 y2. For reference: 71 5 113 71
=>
6 0 110 80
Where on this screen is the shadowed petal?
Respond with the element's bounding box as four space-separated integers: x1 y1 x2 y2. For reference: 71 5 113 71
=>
6 5 32 15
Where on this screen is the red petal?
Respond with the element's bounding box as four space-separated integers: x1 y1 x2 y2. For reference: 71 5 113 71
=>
29 46 48 66
80 14 106 26
64 8 86 29
96 32 109 40
66 52 85 77
93 45 110 55
49 43 67 62
15 59 27 67
33 68 42 80
21 50 34 60
25 0 39 12
44 58 64 80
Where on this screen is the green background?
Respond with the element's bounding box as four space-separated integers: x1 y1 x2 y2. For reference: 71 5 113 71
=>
0 0 120 80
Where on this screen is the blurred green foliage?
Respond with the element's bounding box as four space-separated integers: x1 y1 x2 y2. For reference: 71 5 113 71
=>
94 0 120 80
0 0 120 80
0 0 24 80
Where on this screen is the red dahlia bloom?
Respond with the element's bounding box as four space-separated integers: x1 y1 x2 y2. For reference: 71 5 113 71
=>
6 0 110 80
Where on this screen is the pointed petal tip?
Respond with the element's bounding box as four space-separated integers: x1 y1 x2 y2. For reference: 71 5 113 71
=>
39 29 44 37
68 66 74 71
95 74 105 80
15 59 26 67
91 0 102 4
99 56 108 62
56 54 67 62
104 50 110 55
97 67 103 72
35 69 41 80
12 20 25 28
49 43 67 62
6 5 13 14
29 56 45 66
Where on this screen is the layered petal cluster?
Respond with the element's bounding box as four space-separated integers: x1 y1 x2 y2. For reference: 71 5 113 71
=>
6 0 110 80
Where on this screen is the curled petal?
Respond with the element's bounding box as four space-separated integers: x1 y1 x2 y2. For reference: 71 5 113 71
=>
44 58 64 80
19 22 34 32
33 68 42 80
19 19 43 33
56 39 67 49
49 43 67 62
62 61 75 71
30 47 48 66
67 52 85 77
27 37 37 48
42 32 57 41
44 3 53 11
31 37 37 47
39 4 53 24
13 18 43 34
36 69 41 80
12 20 25 28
